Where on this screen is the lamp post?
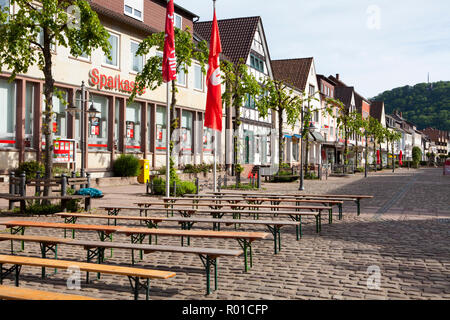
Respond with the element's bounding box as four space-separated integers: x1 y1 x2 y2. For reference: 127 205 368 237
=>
66 81 100 177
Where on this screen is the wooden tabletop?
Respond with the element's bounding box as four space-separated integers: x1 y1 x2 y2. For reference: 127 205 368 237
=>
56 213 300 226
116 226 270 240
163 197 343 204
0 254 176 279
0 234 72 244
0 221 118 234
135 202 331 211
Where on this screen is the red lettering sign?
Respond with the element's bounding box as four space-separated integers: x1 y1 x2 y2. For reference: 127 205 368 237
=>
88 68 146 95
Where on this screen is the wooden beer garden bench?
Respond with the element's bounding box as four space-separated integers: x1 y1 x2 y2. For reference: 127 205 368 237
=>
0 234 241 296
0 220 269 273
99 205 197 218
99 205 324 239
115 227 269 272
162 197 343 221
56 212 300 254
0 254 175 300
0 285 100 300
207 191 373 216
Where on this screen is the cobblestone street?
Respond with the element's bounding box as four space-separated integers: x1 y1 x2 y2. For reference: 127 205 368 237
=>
0 168 449 300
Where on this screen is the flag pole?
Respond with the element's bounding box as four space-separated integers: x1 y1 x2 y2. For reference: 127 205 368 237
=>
212 0 217 193
166 81 171 197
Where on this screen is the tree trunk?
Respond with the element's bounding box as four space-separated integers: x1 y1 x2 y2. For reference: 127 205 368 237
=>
225 82 233 174
304 137 310 176
355 132 359 169
234 96 241 187
169 79 178 182
278 108 284 171
42 28 55 198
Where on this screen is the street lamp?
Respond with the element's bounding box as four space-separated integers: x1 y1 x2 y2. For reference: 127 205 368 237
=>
66 81 100 177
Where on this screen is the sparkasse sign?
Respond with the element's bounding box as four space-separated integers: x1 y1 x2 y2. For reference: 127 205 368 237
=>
88 68 146 95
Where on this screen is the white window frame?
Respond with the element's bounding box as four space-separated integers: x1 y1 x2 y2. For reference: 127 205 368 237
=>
176 64 187 87
193 64 204 91
103 31 120 69
124 0 143 21
130 40 143 73
174 13 182 30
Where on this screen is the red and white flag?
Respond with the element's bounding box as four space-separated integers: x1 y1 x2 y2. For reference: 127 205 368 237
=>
204 8 223 131
162 0 176 83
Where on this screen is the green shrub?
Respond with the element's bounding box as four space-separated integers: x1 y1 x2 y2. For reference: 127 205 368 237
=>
304 172 319 180
151 177 197 196
412 147 422 167
15 161 45 180
113 154 141 177
221 183 258 190
24 203 62 215
235 164 244 174
279 163 290 170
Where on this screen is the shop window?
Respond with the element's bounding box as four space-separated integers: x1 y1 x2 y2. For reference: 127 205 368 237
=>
104 32 119 68
126 102 141 151
130 40 143 73
114 99 120 146
181 110 193 153
203 127 213 154
88 94 109 151
155 106 167 151
124 0 143 21
25 83 35 148
43 89 68 139
0 78 16 148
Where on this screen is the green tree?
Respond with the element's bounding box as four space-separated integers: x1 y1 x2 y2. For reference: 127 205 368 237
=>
412 146 422 167
130 27 209 184
220 58 260 185
0 0 111 196
335 102 352 165
347 111 365 169
256 78 303 170
385 129 402 171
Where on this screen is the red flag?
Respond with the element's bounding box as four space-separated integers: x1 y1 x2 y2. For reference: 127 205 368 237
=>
204 8 223 131
377 150 381 165
162 0 177 83
399 150 403 165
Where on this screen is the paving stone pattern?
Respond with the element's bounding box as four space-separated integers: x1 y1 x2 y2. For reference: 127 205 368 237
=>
0 168 448 300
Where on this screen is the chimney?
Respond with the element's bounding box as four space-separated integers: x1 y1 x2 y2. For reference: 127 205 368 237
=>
336 74 340 80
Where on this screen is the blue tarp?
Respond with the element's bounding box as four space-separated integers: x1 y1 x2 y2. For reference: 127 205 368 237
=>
76 188 103 198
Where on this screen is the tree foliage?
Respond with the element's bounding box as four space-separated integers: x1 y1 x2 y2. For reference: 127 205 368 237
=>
256 79 303 168
372 81 450 131
130 27 209 186
0 0 111 189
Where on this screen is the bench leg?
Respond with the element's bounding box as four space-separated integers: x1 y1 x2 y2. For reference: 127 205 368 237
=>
237 239 252 272
266 225 281 254
128 277 150 300
199 255 218 295
339 204 343 220
356 199 361 216
0 264 22 286
329 208 333 224
39 243 58 278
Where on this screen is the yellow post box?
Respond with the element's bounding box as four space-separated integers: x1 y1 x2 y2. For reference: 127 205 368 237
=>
138 159 150 184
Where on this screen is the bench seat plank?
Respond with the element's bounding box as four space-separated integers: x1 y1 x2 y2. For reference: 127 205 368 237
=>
0 285 99 300
0 254 175 279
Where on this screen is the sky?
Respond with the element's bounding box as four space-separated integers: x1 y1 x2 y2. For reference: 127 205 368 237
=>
175 0 450 99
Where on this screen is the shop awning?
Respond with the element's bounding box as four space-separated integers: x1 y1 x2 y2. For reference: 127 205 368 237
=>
310 131 325 142
294 134 302 139
284 134 292 139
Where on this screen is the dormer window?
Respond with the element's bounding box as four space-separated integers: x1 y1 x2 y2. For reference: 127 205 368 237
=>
124 0 143 21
